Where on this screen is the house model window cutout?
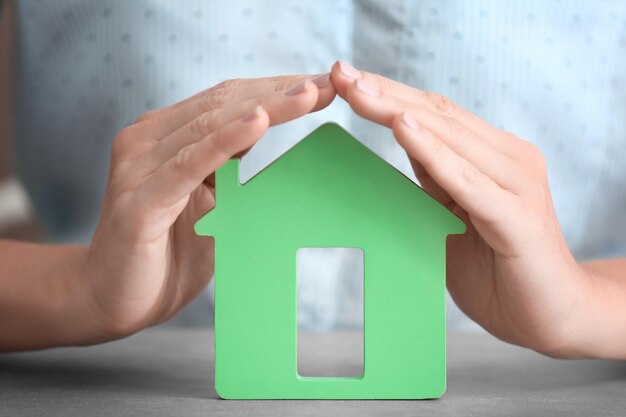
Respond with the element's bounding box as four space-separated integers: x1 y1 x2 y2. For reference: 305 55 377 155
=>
194 122 466 399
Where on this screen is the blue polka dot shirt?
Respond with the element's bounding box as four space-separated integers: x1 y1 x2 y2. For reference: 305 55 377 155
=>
12 1 626 328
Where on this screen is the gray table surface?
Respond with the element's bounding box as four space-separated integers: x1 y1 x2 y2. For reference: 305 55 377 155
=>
1 328 625 416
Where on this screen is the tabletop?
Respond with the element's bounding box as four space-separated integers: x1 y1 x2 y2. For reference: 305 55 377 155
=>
1 328 625 416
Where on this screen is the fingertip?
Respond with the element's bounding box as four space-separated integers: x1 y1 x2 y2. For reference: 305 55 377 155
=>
399 112 420 131
329 61 343 87
330 60 362 97
391 112 420 150
343 78 378 118
254 104 268 118
311 72 332 89
255 107 271 137
285 79 320 111
241 105 270 134
256 105 271 128
302 79 322 114
312 73 338 112
241 104 263 122
344 77 381 102
391 111 405 131
303 78 321 102
230 107 269 158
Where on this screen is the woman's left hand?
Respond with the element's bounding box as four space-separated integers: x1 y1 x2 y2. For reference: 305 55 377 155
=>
330 61 595 358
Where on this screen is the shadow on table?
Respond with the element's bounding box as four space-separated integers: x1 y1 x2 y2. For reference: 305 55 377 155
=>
0 329 217 401
447 334 626 394
0 356 216 400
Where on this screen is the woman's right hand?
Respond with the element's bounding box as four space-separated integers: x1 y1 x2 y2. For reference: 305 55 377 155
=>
81 74 335 342
330 62 600 359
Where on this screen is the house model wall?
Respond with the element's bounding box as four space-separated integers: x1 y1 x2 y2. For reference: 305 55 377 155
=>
195 123 466 399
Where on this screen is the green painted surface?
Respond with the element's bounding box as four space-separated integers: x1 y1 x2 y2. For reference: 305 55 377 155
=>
195 123 466 399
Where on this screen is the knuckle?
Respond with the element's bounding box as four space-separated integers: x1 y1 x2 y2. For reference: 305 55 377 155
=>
524 142 547 172
196 94 215 113
214 78 242 91
111 127 132 155
446 117 474 143
170 145 196 177
225 78 243 89
426 92 458 115
374 75 394 93
110 188 135 216
107 160 145 201
453 162 483 204
461 162 480 186
189 112 216 137
273 75 300 92
134 109 159 123
206 87 235 109
110 158 132 179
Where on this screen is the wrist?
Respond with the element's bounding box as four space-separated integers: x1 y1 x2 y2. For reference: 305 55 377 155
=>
570 262 626 359
56 245 119 346
80 244 141 343
531 262 595 359
534 261 624 359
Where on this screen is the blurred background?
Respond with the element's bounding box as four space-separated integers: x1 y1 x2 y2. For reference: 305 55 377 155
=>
2 0 626 335
0 0 39 242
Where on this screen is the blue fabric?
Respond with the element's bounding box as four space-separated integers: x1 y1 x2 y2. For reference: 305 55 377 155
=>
12 0 626 328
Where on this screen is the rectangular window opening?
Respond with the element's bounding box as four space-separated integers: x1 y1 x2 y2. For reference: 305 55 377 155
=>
296 247 364 377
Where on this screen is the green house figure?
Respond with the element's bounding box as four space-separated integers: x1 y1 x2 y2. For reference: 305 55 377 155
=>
195 123 465 399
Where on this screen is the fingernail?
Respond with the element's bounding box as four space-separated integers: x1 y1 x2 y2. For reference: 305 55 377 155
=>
242 105 262 122
312 73 331 88
402 112 420 130
285 80 308 96
355 79 379 97
338 60 362 79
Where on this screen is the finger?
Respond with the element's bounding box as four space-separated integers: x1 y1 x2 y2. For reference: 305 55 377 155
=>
338 77 524 192
331 61 523 156
392 112 522 241
166 74 334 128
171 185 216 307
134 74 334 140
409 108 524 193
145 74 311 117
136 106 270 214
409 157 457 211
137 75 306 123
144 79 322 170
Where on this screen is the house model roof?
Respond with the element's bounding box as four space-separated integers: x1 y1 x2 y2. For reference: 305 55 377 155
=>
195 122 465 237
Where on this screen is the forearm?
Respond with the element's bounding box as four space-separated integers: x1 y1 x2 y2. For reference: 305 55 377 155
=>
0 240 105 351
574 258 626 359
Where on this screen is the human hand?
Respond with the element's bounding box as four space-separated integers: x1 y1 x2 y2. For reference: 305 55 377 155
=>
83 74 335 341
330 61 592 357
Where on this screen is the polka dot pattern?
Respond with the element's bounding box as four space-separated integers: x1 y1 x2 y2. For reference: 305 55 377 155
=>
11 0 626 329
